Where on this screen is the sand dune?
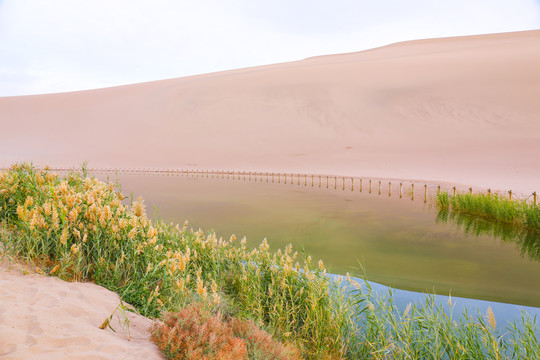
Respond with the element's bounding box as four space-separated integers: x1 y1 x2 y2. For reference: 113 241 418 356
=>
1 30 539 194
0 263 163 360
1 31 539 359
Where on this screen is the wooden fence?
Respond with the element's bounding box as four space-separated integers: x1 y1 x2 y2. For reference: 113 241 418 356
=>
0 167 537 205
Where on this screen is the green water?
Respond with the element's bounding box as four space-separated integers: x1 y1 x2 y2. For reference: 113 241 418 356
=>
106 172 540 307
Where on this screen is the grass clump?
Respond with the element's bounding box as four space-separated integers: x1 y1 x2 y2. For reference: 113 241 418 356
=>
435 192 540 260
345 282 540 360
436 192 540 231
151 303 302 360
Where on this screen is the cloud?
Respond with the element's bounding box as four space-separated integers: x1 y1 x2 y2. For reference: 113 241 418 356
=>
1 0 539 96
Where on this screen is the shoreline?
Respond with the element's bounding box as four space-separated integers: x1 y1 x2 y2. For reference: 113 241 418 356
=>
1 166 533 199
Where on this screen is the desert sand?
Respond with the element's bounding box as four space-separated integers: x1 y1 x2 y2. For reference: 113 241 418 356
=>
0 263 163 359
1 30 539 195
1 30 539 358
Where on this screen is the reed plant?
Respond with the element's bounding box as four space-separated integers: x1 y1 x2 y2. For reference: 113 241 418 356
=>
343 280 540 360
1 163 538 359
0 163 345 358
435 191 540 260
436 208 540 260
436 192 540 231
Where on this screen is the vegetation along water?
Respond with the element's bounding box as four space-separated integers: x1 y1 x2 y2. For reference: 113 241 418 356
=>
0 164 538 359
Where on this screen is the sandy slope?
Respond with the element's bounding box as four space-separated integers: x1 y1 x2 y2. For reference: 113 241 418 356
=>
1 30 539 194
0 263 163 360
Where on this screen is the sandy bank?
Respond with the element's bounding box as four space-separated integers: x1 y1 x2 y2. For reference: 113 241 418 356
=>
0 262 163 360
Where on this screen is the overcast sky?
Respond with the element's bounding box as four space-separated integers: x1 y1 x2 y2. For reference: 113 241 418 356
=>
1 0 539 97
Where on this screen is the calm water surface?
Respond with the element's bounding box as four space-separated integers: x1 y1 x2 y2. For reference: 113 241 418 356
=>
103 172 540 308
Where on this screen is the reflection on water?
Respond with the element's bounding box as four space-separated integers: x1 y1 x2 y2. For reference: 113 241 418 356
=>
99 172 540 307
436 209 540 261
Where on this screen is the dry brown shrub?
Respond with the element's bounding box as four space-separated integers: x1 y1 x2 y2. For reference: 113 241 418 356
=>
151 303 302 360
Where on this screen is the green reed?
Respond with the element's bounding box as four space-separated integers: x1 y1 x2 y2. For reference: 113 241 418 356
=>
1 163 538 359
436 192 540 231
435 192 540 261
0 163 345 358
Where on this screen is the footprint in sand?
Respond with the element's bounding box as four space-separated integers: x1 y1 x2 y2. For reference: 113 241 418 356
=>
28 319 43 336
0 343 17 356
24 334 37 346
63 304 86 318
49 336 92 348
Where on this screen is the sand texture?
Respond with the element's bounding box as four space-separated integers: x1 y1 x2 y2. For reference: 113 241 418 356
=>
1 30 540 194
0 263 163 360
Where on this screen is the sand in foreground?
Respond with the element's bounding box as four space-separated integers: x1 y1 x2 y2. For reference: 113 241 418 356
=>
0 263 163 360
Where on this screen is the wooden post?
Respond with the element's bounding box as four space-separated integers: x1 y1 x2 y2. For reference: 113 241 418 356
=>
369 179 372 193
533 191 537 205
285 173 287 184
378 180 381 195
437 185 440 194
424 184 427 203
327 176 329 188
312 175 314 187
508 190 512 201
388 182 391 196
453 186 456 196
399 183 403 198
334 177 337 190
278 173 280 183
342 177 345 190
272 173 274 183
298 174 300 186
266 172 268 182
411 183 414 201
360 179 363 192
319 175 321 187
351 178 354 191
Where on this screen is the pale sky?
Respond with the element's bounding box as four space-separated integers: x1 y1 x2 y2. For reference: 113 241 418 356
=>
1 0 539 97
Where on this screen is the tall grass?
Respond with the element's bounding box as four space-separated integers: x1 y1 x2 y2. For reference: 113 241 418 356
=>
435 192 540 260
343 281 540 360
1 163 539 359
436 192 540 231
436 208 540 260
0 163 345 358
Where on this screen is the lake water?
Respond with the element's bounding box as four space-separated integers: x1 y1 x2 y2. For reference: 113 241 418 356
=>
96 171 540 309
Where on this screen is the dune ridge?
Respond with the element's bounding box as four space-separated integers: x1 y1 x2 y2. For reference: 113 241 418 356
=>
1 30 540 194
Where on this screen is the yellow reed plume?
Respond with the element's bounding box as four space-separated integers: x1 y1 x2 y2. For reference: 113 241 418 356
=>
60 227 69 245
50 264 60 275
132 197 145 217
486 307 496 329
